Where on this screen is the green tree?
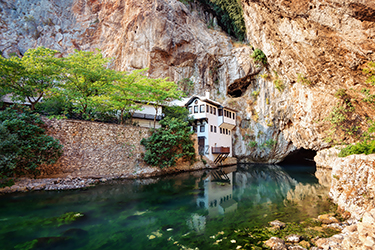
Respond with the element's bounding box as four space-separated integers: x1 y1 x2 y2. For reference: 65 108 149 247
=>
0 106 63 178
141 117 196 168
58 49 118 117
142 77 184 127
94 69 149 124
0 47 60 110
163 105 191 122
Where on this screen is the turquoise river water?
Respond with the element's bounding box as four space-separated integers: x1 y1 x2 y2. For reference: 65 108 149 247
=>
0 163 331 250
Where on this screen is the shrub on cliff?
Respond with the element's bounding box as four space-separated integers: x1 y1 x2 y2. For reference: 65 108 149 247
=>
251 49 267 65
140 117 195 168
0 106 63 179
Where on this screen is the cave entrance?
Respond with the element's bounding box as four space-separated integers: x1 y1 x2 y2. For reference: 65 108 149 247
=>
227 76 252 98
279 148 317 167
279 148 318 184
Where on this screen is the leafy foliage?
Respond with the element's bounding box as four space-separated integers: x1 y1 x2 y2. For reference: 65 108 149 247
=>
297 73 312 85
273 71 285 93
0 46 60 110
248 141 257 148
250 49 267 65
163 105 191 122
197 0 246 41
0 106 63 178
177 78 195 95
142 77 185 127
363 61 375 85
58 49 119 116
141 117 195 168
339 140 375 157
93 68 149 124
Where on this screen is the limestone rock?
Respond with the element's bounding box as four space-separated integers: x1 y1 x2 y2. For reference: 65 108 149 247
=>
264 237 287 250
269 220 286 229
318 214 339 224
285 234 302 243
315 148 375 220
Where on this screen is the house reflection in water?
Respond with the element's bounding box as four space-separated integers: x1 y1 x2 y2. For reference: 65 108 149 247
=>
196 169 238 217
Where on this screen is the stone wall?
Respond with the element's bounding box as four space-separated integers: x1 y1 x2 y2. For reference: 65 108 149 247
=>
315 148 375 220
39 118 151 178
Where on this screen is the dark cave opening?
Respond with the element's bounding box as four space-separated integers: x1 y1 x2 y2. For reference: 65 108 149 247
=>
279 148 317 167
279 148 318 184
230 90 243 98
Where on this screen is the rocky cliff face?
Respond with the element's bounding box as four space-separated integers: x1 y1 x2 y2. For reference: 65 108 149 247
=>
315 148 375 220
1 0 375 162
241 0 375 154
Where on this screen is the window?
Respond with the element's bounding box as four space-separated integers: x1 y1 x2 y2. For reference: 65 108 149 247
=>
224 110 227 117
229 130 230 135
226 128 228 134
200 125 205 132
233 113 235 119
200 105 205 113
193 126 197 132
194 105 198 113
220 128 222 134
214 126 216 133
218 109 223 116
229 112 231 119
213 107 216 115
210 125 213 132
188 106 192 114
210 106 213 114
206 105 209 112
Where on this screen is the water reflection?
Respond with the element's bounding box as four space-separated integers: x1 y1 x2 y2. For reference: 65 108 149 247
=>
0 163 330 250
196 168 238 217
234 164 298 204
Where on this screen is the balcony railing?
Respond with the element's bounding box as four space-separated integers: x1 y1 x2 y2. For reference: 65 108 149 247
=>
212 147 230 154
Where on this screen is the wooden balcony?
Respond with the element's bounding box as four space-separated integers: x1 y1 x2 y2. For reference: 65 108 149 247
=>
212 147 230 154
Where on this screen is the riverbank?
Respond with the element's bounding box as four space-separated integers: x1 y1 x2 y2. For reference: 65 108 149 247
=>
312 148 375 250
0 157 237 194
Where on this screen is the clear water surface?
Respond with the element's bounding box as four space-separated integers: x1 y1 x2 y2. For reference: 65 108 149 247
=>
0 163 330 250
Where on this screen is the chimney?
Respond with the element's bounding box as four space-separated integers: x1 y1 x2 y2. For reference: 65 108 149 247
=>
205 91 210 99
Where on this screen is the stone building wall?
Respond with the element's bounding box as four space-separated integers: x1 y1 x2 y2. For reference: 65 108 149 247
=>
39 118 152 178
38 118 218 179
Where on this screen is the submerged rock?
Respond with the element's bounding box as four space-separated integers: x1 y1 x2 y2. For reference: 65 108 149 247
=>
318 214 339 224
264 237 286 250
285 234 302 243
269 220 286 229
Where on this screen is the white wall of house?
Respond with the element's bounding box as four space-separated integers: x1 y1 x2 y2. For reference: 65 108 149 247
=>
134 104 161 116
132 118 161 128
188 98 236 161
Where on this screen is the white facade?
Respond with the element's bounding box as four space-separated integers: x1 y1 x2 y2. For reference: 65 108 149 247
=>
185 94 237 162
132 103 162 128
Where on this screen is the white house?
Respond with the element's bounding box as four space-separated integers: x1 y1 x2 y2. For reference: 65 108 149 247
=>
131 103 163 128
184 92 237 163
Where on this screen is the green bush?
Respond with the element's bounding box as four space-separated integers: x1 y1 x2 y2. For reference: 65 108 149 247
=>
251 49 267 65
141 117 196 168
0 106 63 179
297 73 312 85
163 106 191 122
35 94 73 117
197 0 246 41
339 140 375 157
248 141 257 148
